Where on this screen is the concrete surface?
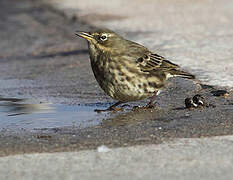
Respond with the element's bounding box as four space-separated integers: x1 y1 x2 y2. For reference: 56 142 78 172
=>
0 0 232 157
1 136 233 180
47 0 233 87
0 0 233 179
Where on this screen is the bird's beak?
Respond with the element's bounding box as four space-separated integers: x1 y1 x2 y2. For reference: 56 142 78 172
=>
75 31 93 41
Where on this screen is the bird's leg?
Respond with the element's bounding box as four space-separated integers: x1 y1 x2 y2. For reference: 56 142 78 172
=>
132 91 159 110
94 101 124 113
146 91 159 108
108 101 124 111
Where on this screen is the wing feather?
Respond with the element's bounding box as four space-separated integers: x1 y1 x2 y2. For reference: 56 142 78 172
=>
138 53 179 72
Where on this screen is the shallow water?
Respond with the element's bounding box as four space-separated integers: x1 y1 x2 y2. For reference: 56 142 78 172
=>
0 97 107 131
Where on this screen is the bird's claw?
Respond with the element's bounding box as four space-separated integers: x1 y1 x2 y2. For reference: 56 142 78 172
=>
94 106 124 113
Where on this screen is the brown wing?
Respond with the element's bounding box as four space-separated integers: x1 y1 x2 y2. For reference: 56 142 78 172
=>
136 52 195 79
137 53 180 72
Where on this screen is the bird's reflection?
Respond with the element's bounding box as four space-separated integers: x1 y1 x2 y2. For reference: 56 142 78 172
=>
0 97 54 116
100 107 171 127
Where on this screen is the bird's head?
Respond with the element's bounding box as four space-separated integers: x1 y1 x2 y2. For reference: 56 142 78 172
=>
76 29 124 52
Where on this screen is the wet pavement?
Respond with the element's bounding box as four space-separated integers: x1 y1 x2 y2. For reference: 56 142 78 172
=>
0 97 104 130
0 0 233 157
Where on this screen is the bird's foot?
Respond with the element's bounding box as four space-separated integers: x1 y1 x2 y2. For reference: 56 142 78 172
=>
94 106 124 113
94 101 126 113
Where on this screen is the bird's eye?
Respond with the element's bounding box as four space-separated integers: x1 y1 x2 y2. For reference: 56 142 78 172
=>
100 34 107 41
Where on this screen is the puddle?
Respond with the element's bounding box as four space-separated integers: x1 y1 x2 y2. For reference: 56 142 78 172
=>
0 97 108 131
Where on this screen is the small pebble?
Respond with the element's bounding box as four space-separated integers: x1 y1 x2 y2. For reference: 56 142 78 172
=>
97 145 111 153
193 94 205 106
185 98 197 108
211 90 229 97
185 94 208 109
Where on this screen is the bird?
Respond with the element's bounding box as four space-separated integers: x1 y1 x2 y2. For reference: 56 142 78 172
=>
75 29 195 112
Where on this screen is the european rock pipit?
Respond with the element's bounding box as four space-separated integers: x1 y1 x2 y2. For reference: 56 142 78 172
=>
76 29 195 112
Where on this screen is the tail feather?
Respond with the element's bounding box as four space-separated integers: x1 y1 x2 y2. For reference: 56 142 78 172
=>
168 69 195 79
